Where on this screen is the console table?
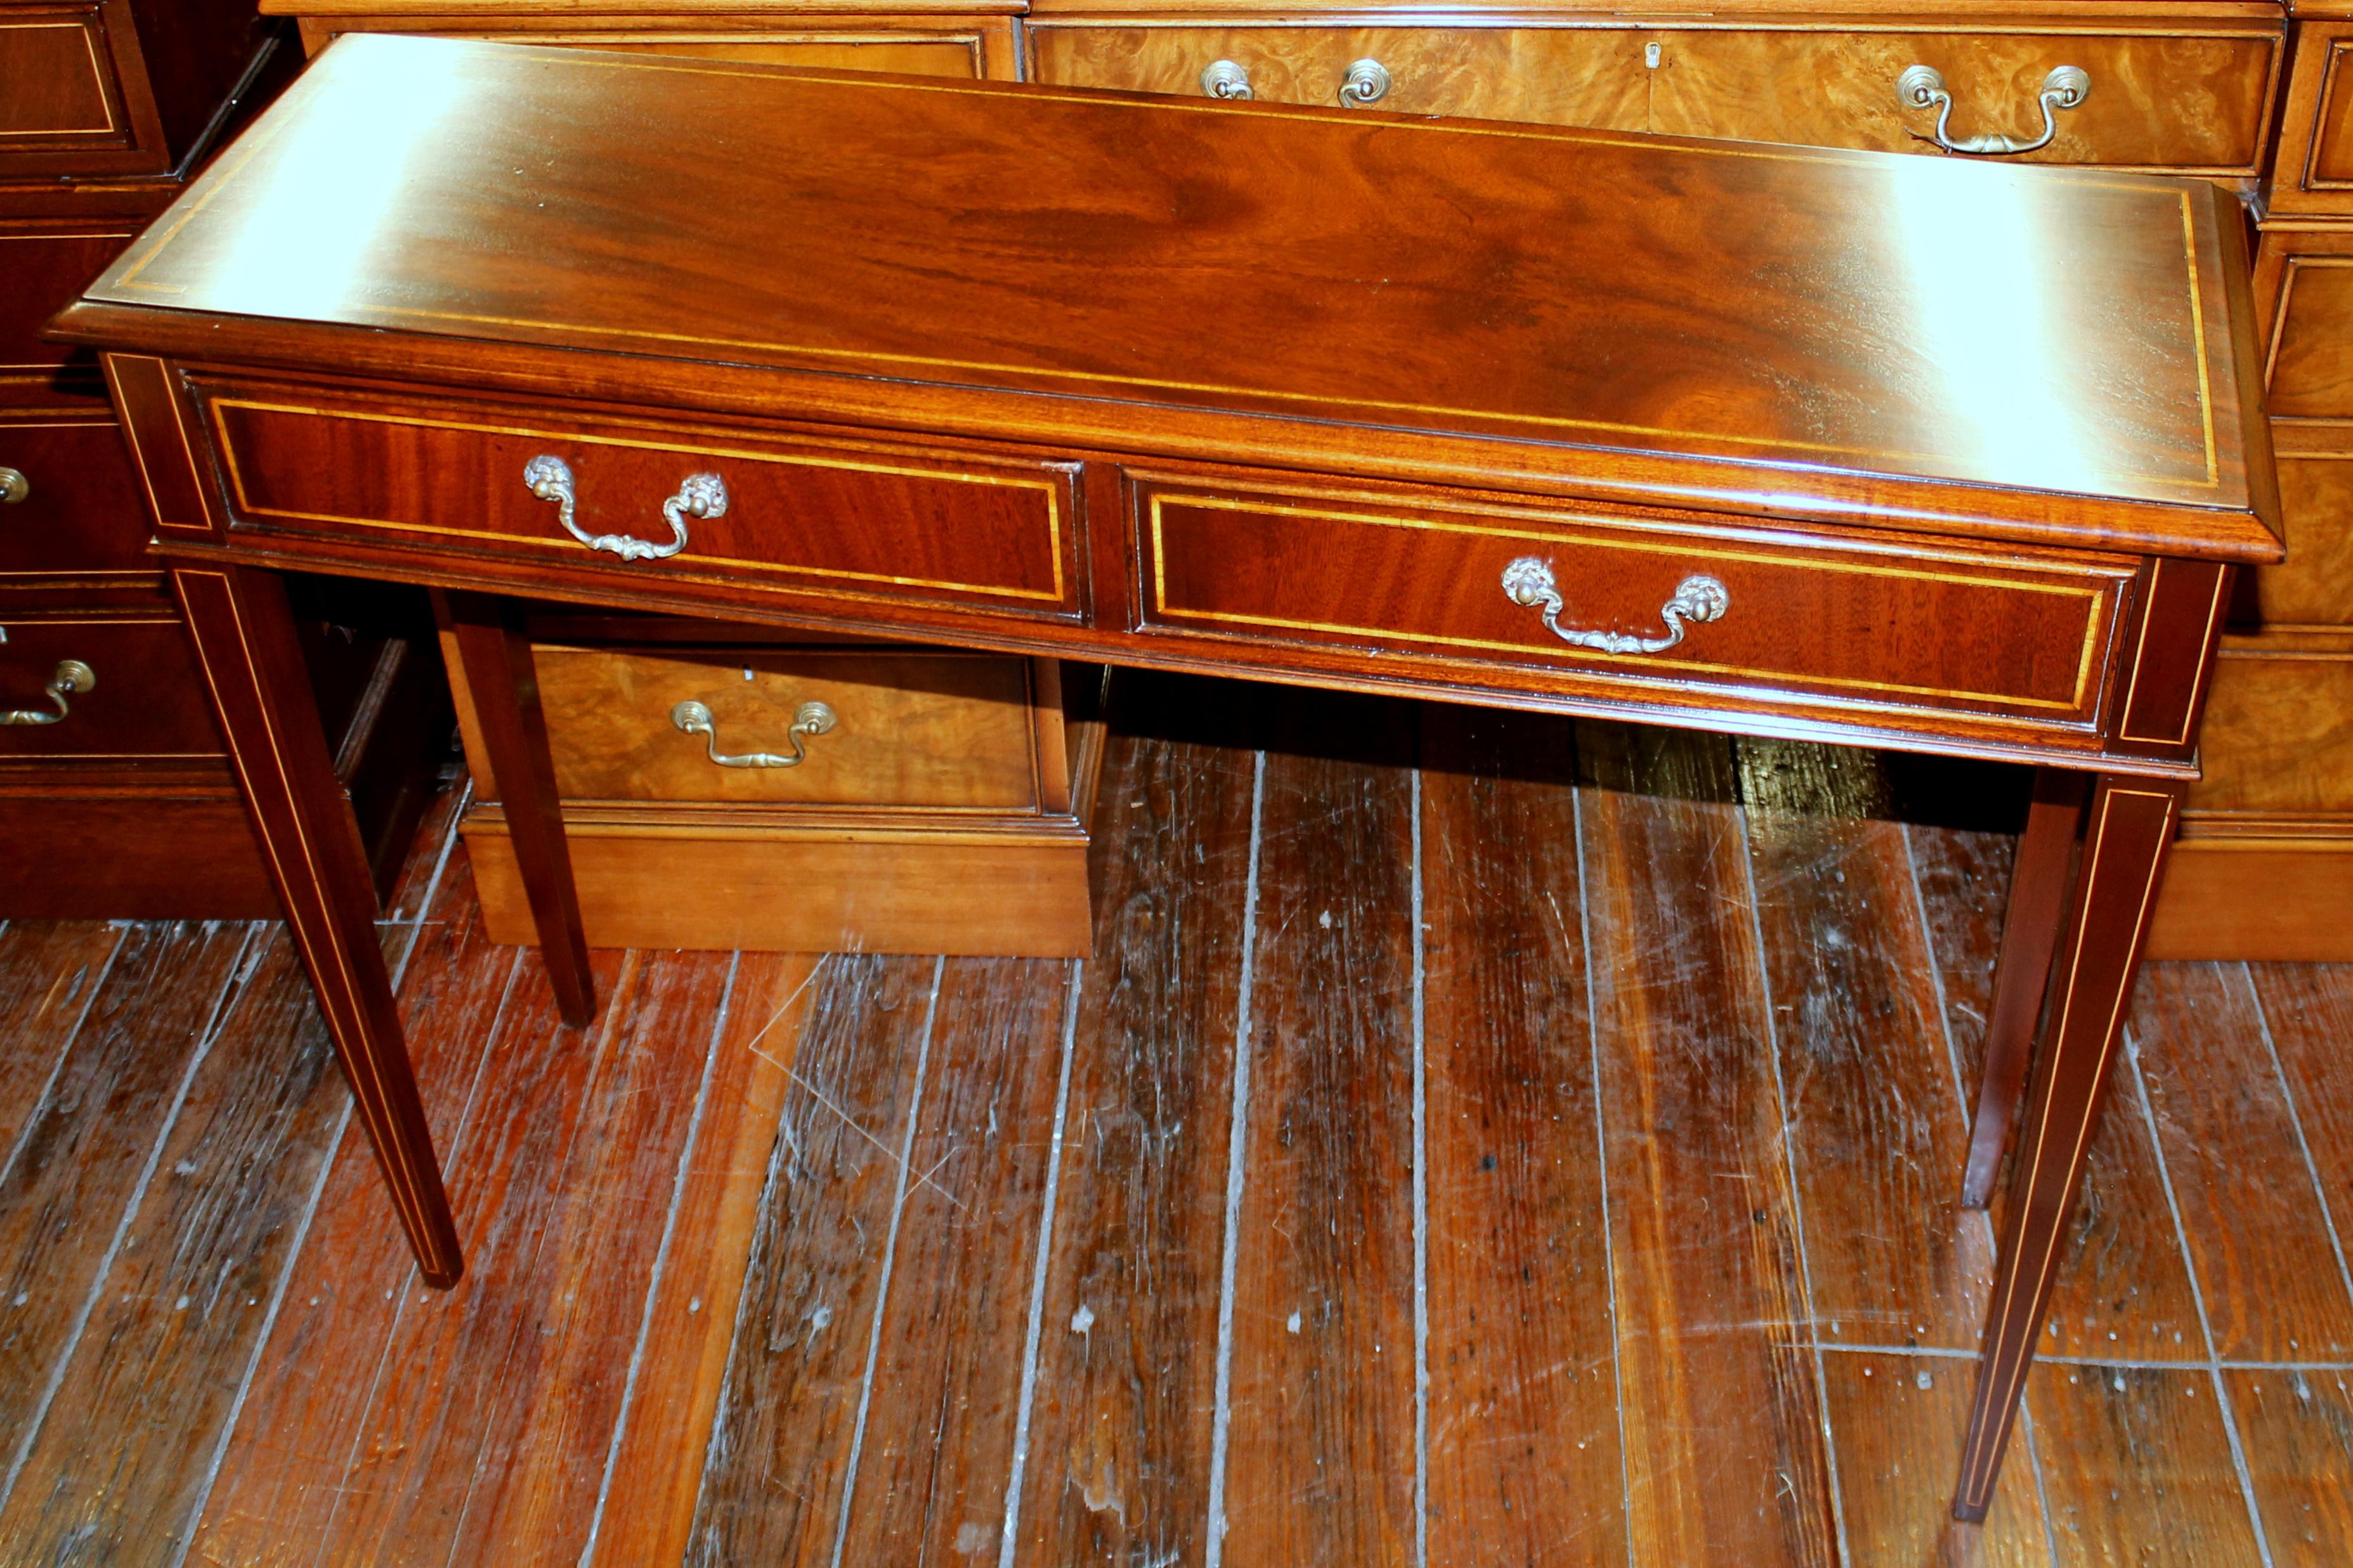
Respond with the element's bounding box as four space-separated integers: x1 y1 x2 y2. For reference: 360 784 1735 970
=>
49 33 2279 1519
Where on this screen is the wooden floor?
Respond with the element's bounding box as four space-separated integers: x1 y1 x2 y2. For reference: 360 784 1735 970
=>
2 671 2351 1567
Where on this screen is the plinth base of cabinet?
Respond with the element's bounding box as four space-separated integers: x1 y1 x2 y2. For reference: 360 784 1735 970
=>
2145 838 2353 960
0 786 280 919
464 823 1097 956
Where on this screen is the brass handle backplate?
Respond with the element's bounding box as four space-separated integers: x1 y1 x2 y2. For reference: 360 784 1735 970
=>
1201 59 1253 100
523 455 722 562
1 659 96 726
670 697 837 768
1339 58 1392 108
1501 559 1728 655
1896 64 2090 156
0 467 27 505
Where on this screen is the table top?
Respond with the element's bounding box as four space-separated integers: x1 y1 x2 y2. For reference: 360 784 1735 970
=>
57 32 2279 562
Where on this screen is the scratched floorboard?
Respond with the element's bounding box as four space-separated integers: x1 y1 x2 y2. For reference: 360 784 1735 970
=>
0 681 2343 1566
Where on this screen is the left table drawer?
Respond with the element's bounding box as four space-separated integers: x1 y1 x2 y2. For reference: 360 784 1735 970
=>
0 612 225 761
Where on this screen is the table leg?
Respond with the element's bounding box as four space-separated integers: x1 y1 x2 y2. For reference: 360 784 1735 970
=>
172 565 465 1286
1952 773 2183 1520
1962 768 2089 1208
437 590 596 1027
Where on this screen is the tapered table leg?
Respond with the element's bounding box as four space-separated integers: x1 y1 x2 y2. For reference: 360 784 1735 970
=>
436 590 596 1027
1962 768 2089 1208
1952 773 2184 1520
173 565 464 1286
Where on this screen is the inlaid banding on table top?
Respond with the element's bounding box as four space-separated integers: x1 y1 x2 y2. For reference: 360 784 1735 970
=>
204 396 1073 606
83 34 2234 505
0 20 119 137
1143 490 2123 715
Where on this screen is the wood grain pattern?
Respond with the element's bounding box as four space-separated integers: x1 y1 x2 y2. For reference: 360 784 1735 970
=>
586 949 817 1568
1818 1349 2051 1565
0 921 252 1465
1737 737 1995 1351
0 928 345 1562
1576 722 1837 1567
183 841 518 1568
2146 843 2353 961
2127 962 2353 1361
2184 649 2353 817
2223 1367 2353 1565
2027 1363 2263 1568
1012 676 1257 1566
2265 20 2353 215
835 957 1073 1564
1419 703 1628 1567
1905 820 2205 1362
2256 442 2353 627
2267 256 2353 417
0 922 121 1175
686 954 942 1565
1220 692 1419 1568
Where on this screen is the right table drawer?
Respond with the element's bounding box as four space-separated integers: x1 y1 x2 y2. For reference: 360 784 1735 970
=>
1029 18 2281 172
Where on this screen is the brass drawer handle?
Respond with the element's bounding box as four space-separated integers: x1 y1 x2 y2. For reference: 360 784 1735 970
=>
1201 60 1253 100
0 467 27 504
1502 559 1729 655
670 697 837 768
1339 59 1391 108
1896 64 2090 157
523 455 722 562
1 658 96 726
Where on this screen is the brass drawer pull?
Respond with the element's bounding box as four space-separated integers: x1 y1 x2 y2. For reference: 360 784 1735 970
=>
1339 59 1391 108
523 455 722 562
1502 558 1729 654
1201 60 1253 100
0 467 27 504
670 697 837 768
1 658 96 726
1897 64 2090 157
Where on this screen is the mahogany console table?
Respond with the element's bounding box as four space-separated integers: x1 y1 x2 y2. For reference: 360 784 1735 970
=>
51 33 2281 1518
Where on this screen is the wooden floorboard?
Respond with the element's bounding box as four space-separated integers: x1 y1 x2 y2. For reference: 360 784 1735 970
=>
1575 722 1840 1568
1 689 2345 1567
1419 704 1628 1568
1220 691 1421 1568
1012 690 1258 1567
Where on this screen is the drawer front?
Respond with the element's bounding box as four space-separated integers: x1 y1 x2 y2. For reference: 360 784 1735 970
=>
1028 25 1647 129
0 8 128 155
1133 477 2134 727
200 389 1082 623
2263 235 2353 418
532 645 1045 808
1030 22 2276 171
308 18 1002 81
2187 640 2353 819
2255 434 2353 629
1 226 137 384
0 613 223 761
2268 20 2353 216
0 417 156 582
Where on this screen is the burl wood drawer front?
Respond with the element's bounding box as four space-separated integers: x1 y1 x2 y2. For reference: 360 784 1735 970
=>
2187 641 2353 819
202 392 1081 621
0 8 129 158
1029 21 2278 172
2262 235 2353 418
0 613 223 760
2268 20 2353 215
1135 481 2132 725
531 645 1045 809
2257 432 2353 629
304 17 1008 81
0 418 157 582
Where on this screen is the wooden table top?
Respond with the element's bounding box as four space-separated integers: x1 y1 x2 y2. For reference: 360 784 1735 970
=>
58 32 2279 562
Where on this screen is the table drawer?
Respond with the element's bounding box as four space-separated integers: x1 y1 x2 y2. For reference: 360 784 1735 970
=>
0 8 133 164
199 388 1082 621
0 417 156 582
1133 477 2135 727
1029 20 2278 172
528 644 1047 809
0 612 223 761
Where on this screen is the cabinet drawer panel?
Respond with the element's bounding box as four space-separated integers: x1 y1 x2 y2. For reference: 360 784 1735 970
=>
2267 257 2353 417
1028 25 1647 129
0 10 124 149
2257 437 2353 628
1137 480 2132 725
2267 21 2353 216
203 392 1080 620
0 418 155 581
2187 643 2353 818
1 226 136 379
311 21 993 80
1653 27 2278 172
0 614 222 761
532 645 1043 808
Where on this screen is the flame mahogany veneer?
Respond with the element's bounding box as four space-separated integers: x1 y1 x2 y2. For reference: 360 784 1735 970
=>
49 33 2282 1520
